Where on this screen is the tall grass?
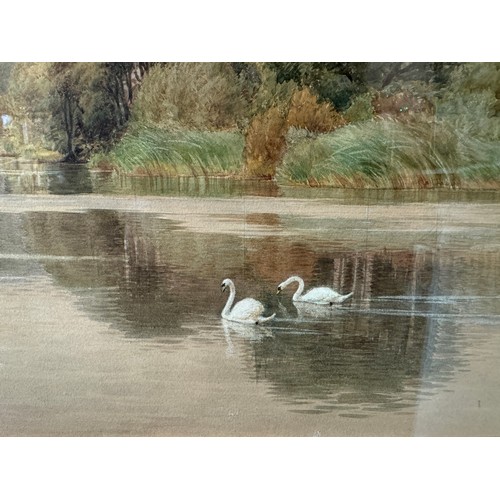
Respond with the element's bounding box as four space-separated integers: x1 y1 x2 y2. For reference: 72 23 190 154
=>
89 126 244 176
280 118 500 188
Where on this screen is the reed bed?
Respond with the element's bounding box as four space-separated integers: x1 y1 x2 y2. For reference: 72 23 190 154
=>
89 126 244 176
280 118 500 188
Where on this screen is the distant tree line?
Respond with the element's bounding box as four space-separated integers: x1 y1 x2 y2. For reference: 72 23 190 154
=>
1 62 498 184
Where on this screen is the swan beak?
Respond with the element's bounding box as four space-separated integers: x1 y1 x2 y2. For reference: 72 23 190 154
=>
276 289 281 295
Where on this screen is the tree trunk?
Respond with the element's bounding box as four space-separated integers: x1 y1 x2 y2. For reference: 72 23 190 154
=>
125 68 133 105
63 94 77 162
113 75 126 125
22 119 29 144
109 79 124 127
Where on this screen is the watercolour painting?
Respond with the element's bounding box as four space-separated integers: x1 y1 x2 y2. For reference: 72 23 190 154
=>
0 62 499 437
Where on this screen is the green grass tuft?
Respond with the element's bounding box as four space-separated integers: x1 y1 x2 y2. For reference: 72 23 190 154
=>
280 118 500 188
89 126 244 176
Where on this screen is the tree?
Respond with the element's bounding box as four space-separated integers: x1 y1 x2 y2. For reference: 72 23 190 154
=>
103 63 135 126
47 63 85 161
365 62 461 89
131 62 247 130
45 62 153 160
0 63 14 95
267 62 369 111
2 63 52 148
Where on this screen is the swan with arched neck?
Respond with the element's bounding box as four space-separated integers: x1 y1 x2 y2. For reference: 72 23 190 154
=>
221 278 275 324
277 275 353 305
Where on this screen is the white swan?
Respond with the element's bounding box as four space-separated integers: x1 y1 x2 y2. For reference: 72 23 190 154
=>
277 275 353 305
221 278 275 325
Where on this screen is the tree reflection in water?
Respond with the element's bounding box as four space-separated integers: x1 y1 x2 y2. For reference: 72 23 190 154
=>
229 309 430 415
21 207 499 416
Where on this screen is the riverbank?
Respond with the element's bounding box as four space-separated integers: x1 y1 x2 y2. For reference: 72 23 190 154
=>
0 151 62 163
281 119 500 189
87 120 500 190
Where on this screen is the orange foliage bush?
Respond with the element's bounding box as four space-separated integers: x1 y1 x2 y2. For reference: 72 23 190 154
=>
286 88 347 132
244 106 288 178
244 88 349 178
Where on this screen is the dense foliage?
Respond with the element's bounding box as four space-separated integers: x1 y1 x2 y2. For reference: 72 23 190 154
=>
1 62 499 188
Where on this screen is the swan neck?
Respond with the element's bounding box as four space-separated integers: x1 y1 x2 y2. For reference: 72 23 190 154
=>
222 281 236 318
291 277 305 301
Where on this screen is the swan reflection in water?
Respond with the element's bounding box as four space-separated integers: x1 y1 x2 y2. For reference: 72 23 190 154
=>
221 319 273 357
293 300 348 319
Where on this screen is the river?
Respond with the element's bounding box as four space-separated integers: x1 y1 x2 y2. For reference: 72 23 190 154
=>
0 161 499 436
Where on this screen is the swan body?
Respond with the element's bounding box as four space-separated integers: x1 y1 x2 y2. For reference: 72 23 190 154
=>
221 278 275 325
277 276 353 305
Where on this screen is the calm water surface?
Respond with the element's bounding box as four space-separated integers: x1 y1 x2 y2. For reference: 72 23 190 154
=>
0 161 499 435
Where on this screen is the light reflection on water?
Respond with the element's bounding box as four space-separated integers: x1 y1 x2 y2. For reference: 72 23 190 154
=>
0 162 499 435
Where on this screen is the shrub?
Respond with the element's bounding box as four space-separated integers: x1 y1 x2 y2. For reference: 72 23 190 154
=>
343 92 375 123
244 106 288 178
244 87 348 178
286 88 347 133
132 63 246 131
436 63 500 141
